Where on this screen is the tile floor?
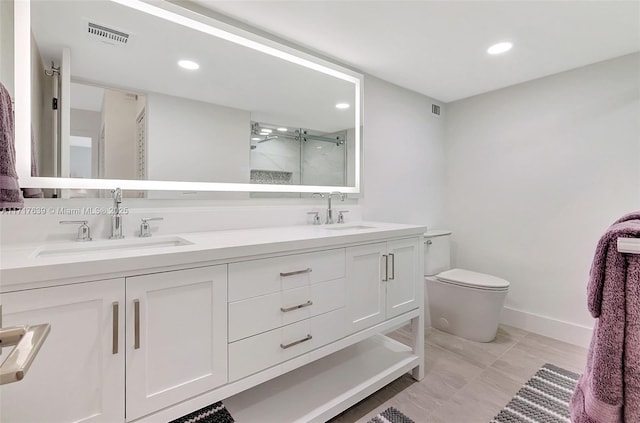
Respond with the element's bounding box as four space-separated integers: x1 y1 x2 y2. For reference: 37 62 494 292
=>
329 325 588 423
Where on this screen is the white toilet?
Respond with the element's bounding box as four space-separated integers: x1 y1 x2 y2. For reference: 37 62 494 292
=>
424 231 509 342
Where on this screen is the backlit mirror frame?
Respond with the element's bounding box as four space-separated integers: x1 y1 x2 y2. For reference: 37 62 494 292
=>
14 0 362 194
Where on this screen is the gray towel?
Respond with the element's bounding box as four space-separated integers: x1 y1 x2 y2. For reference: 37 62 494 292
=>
0 81 24 209
23 130 43 198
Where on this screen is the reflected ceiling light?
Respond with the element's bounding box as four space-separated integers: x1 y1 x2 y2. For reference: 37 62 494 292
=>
277 127 288 132
261 128 273 133
335 103 350 109
487 42 513 55
251 137 261 141
178 59 199 70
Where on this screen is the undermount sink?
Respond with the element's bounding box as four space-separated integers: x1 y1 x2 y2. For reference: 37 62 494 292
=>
35 236 193 258
323 225 377 231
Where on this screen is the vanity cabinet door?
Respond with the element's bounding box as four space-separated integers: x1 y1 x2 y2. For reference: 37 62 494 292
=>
125 265 227 421
0 279 125 423
345 237 422 333
345 242 387 333
385 237 422 319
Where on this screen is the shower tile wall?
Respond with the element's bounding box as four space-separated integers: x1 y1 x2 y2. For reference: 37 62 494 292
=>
250 137 301 184
301 138 346 186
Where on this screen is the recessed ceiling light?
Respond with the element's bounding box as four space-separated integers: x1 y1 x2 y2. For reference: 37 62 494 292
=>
178 59 199 70
277 127 288 132
335 103 350 109
487 42 513 55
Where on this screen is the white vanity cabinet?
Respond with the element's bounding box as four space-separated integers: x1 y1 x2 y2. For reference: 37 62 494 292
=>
125 265 228 421
0 279 125 423
345 237 422 333
0 223 425 423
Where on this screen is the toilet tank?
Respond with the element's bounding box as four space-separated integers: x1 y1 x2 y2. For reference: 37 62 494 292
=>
424 231 452 276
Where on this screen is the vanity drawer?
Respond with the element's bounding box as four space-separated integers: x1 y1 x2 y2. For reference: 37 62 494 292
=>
228 278 346 342
228 248 345 302
228 307 347 382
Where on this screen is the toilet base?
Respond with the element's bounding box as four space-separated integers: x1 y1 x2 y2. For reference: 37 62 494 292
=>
425 277 507 343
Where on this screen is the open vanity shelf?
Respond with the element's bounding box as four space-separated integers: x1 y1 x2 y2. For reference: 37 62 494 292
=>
225 335 420 423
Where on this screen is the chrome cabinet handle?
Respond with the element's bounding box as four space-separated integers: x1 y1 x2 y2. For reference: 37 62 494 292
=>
280 268 312 277
0 324 51 385
382 254 388 281
134 299 140 350
280 301 313 313
112 302 119 354
389 253 395 280
280 334 312 349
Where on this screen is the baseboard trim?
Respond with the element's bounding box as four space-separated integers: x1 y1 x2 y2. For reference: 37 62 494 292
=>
500 307 593 348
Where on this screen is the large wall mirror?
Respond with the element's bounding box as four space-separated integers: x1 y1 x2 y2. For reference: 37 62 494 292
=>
13 0 362 197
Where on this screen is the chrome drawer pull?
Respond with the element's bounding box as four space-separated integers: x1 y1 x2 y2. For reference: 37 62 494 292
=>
280 334 312 349
112 302 119 355
280 301 313 313
382 254 388 282
389 253 395 280
280 268 312 277
134 299 140 350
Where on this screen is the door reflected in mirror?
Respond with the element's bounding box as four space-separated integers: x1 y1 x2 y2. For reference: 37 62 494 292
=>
69 83 147 181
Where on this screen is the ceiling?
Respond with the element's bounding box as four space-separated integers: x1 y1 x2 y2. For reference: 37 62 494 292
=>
31 0 356 133
193 0 640 103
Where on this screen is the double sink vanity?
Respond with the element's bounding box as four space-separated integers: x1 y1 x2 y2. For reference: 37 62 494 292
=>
0 220 426 422
3 0 425 420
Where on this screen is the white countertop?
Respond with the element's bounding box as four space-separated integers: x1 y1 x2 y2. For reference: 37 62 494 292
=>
0 222 426 290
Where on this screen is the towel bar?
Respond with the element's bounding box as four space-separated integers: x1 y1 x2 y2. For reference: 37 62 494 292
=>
617 237 640 255
0 324 51 385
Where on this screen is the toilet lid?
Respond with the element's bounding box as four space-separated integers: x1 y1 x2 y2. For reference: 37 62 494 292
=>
436 268 510 290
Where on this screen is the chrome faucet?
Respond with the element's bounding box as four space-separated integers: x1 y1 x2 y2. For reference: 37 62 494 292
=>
60 220 92 241
110 188 125 239
325 192 345 224
139 217 163 237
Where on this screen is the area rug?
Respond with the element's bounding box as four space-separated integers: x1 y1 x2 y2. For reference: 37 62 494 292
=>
491 363 580 423
169 401 234 423
367 406 415 423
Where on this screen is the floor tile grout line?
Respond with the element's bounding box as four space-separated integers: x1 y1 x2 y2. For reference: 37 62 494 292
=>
487 332 523 369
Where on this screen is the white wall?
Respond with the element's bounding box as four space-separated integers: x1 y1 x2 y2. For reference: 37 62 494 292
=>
146 92 250 184
361 75 447 227
0 0 13 97
445 53 640 346
70 108 101 178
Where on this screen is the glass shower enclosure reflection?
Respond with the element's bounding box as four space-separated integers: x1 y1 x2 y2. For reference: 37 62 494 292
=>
249 122 354 194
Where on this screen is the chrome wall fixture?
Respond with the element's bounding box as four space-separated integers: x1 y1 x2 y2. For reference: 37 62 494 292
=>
251 123 345 146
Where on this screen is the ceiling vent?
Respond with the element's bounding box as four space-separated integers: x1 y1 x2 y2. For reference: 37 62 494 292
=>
432 104 441 116
86 22 131 46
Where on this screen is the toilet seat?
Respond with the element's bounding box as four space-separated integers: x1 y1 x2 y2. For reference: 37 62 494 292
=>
435 268 510 291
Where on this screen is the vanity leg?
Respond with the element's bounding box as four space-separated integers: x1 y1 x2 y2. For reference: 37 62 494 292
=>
410 312 424 381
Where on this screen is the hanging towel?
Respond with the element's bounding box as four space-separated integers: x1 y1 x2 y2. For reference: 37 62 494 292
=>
570 212 640 422
0 81 24 209
22 130 43 198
